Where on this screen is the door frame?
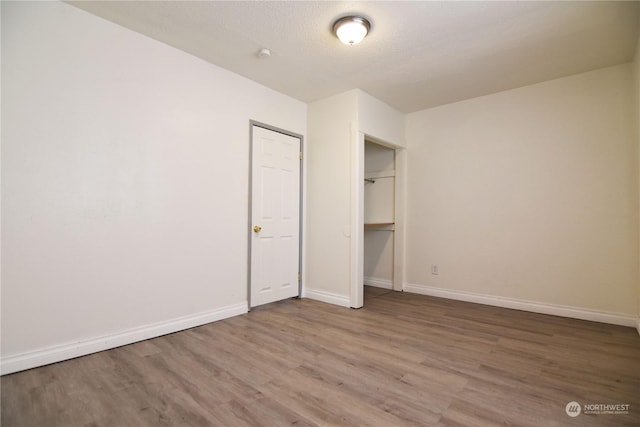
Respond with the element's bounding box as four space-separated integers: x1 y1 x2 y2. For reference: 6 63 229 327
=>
350 130 405 308
248 120 304 310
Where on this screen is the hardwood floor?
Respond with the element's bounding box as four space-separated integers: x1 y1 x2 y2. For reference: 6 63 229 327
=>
2 287 639 426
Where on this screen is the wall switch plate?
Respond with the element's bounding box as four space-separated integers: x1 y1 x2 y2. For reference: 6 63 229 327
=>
431 264 439 275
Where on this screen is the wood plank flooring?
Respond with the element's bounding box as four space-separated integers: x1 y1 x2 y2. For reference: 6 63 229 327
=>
2 287 639 426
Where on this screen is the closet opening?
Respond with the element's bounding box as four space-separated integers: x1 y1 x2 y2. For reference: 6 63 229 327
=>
364 139 397 303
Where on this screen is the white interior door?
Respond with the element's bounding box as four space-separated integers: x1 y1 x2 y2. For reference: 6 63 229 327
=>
250 125 301 308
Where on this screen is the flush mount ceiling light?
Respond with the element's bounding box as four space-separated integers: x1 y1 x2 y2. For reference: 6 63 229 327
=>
332 15 371 45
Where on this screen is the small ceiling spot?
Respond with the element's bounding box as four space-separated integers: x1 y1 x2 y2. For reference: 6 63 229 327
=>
257 48 271 58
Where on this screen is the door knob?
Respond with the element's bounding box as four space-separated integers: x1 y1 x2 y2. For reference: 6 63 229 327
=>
253 225 262 233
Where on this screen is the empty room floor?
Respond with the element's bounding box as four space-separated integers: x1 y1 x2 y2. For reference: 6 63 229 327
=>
2 287 639 426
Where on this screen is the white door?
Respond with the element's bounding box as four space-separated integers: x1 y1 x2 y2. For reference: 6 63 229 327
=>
250 125 301 307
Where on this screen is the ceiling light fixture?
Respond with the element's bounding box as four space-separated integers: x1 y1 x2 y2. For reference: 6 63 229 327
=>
332 15 371 46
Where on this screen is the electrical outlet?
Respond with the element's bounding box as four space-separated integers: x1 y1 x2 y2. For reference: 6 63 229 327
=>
431 264 439 275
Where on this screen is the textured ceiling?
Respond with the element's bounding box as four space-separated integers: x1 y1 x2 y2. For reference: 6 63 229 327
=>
68 1 640 113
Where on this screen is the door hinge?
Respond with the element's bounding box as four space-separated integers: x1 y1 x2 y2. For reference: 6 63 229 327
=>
298 272 301 281
299 151 303 160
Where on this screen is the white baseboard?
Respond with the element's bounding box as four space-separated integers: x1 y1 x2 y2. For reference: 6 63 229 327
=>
364 277 393 289
403 283 637 328
302 288 350 308
1 302 248 375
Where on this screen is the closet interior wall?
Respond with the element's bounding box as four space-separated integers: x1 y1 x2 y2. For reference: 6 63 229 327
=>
364 141 396 290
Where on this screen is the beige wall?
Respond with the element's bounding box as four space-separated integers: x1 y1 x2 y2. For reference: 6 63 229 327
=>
305 91 357 303
405 64 638 317
356 90 406 148
2 1 306 373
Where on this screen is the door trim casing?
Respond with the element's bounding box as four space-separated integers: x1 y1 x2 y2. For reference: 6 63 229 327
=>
248 120 304 310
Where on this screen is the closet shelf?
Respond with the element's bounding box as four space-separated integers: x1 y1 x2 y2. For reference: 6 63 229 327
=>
365 170 395 180
364 222 395 231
